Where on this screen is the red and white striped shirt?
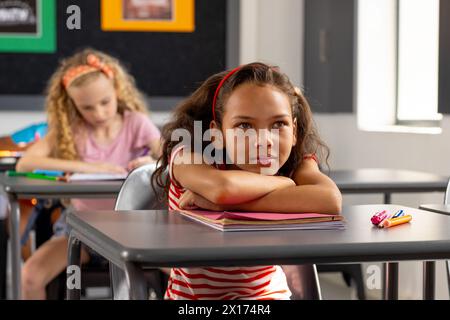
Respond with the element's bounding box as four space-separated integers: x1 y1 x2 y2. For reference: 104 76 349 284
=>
165 145 292 300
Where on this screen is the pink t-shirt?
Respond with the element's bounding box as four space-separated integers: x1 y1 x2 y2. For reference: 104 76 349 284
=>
71 111 161 211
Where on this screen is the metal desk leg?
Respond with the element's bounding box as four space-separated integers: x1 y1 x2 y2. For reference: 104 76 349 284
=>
382 193 399 300
67 234 81 300
383 193 392 205
124 262 148 300
7 193 21 300
383 262 398 300
447 261 450 298
423 261 435 300
0 218 6 299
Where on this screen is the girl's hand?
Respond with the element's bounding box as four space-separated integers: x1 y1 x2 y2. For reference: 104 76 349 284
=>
88 162 127 174
178 190 199 210
127 156 156 171
179 190 228 211
192 193 228 211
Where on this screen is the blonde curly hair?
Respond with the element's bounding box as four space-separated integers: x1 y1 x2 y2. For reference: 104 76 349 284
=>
45 48 149 160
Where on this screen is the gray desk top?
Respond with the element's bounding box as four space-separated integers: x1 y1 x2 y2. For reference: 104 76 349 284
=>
1 168 447 197
328 169 448 193
419 204 450 216
0 174 123 198
67 204 450 268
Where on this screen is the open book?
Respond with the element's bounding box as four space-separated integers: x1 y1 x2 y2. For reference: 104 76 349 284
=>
66 173 128 181
175 209 345 232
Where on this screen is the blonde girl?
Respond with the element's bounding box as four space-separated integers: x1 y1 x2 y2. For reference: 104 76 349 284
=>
17 48 162 299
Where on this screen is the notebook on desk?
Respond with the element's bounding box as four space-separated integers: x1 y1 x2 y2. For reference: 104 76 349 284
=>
176 209 345 232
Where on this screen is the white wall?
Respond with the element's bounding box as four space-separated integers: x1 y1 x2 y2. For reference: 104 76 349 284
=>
240 0 304 86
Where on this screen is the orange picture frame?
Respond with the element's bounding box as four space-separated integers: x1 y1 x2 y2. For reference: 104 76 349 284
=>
101 0 195 32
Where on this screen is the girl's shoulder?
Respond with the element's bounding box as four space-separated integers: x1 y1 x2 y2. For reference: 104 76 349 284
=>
123 110 159 132
123 110 148 124
286 154 319 178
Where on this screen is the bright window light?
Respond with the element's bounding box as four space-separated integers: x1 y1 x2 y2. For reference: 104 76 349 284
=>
357 0 441 129
356 0 398 128
397 0 441 121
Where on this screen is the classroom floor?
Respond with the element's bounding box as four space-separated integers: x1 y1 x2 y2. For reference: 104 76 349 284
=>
318 273 373 300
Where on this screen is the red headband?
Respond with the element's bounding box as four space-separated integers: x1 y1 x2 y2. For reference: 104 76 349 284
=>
212 66 242 122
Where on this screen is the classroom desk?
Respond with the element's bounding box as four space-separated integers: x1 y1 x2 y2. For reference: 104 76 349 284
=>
419 204 450 216
0 159 17 299
329 168 449 300
2 168 447 300
418 204 450 299
66 204 450 300
329 169 448 204
0 174 123 300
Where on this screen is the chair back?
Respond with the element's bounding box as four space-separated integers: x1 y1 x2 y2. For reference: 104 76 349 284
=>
444 178 450 205
112 163 167 299
114 163 167 211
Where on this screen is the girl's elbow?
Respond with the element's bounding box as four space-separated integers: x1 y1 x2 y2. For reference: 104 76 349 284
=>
210 185 234 204
329 189 343 215
208 177 236 205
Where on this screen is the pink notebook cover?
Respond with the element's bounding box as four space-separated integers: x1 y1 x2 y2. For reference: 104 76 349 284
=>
183 210 339 221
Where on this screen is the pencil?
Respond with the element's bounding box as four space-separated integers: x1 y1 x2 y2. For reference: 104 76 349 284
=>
25 173 61 181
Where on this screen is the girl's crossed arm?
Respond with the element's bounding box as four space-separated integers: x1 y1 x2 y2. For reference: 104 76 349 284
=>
16 130 126 174
173 151 295 205
189 159 342 215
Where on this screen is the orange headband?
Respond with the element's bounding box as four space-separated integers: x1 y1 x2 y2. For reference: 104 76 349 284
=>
62 54 114 88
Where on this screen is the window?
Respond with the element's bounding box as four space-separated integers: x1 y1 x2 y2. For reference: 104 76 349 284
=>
356 0 442 132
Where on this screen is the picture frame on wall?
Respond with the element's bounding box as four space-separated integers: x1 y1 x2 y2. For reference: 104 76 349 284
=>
0 0 56 53
101 0 195 32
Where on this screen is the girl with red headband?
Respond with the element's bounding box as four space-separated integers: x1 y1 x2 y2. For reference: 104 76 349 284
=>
16 48 162 299
153 62 342 300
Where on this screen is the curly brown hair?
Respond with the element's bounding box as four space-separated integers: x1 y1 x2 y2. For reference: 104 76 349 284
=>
153 62 330 200
45 48 149 160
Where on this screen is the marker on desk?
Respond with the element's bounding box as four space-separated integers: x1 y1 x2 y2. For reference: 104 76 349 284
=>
371 210 388 226
25 173 64 181
382 215 412 228
392 209 405 218
6 171 64 181
6 171 27 177
377 213 394 228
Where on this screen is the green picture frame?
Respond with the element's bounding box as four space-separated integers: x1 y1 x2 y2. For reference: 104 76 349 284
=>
0 0 56 53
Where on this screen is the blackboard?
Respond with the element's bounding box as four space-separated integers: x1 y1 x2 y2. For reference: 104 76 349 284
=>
0 0 229 108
